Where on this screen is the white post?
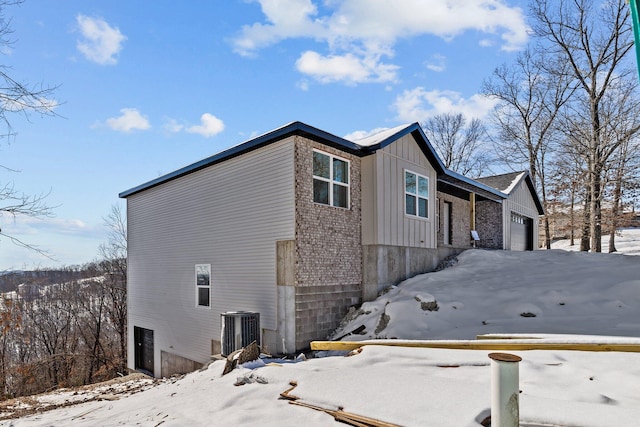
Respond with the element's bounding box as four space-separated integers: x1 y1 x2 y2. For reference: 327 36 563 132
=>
489 352 522 427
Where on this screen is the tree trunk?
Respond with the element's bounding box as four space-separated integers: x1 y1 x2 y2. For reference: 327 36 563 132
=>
580 184 591 251
590 165 603 252
570 177 576 246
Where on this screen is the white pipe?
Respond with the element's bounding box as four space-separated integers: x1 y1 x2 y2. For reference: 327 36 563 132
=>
489 352 522 427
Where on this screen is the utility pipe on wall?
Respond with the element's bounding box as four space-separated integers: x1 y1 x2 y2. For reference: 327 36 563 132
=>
488 352 522 427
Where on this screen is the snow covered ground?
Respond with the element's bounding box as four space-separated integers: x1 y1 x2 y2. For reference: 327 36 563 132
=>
3 229 640 426
551 227 640 255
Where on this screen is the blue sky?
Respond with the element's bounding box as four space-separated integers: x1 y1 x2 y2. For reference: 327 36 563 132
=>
0 0 530 270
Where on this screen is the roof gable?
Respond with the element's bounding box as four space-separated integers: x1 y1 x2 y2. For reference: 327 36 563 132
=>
477 171 544 215
353 123 447 175
120 121 452 199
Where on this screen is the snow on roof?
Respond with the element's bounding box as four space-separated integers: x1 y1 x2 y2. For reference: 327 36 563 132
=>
350 123 413 147
476 171 526 194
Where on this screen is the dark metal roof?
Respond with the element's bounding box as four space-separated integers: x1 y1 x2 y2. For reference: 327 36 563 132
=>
118 120 538 215
120 121 449 198
356 123 447 175
438 171 506 202
119 121 364 198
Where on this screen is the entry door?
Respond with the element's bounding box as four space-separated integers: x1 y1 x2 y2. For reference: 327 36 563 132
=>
443 201 452 245
134 326 154 375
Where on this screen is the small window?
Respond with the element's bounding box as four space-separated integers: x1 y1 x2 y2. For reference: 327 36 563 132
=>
405 170 429 218
313 150 350 208
195 264 211 308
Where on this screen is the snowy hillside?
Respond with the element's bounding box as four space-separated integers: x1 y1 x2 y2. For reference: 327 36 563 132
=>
3 229 640 426
331 239 640 342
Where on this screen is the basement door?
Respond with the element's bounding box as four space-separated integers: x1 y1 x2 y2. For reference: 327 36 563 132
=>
134 326 154 375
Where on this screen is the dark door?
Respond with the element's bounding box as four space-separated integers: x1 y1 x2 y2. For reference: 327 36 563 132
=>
443 201 453 245
134 326 154 375
510 213 533 251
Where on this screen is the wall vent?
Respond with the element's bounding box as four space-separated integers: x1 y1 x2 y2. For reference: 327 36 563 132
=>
221 311 260 356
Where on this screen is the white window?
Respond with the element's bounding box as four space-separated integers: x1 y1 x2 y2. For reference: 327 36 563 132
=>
313 150 350 208
405 170 429 218
195 264 211 308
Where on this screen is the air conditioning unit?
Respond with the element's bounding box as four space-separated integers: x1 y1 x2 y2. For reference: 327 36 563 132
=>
221 311 260 356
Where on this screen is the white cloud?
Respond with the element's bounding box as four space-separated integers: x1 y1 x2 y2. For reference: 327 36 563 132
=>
425 54 446 72
106 108 151 133
295 50 398 84
2 215 98 237
393 87 498 123
76 15 127 65
186 113 225 137
233 0 529 84
163 118 184 134
233 0 324 56
296 79 310 91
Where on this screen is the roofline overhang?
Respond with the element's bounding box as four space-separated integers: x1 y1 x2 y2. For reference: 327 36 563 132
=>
359 123 447 174
522 173 545 215
119 121 363 198
438 170 507 202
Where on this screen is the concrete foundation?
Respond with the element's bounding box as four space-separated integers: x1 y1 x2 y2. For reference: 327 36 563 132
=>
362 244 463 301
161 350 203 377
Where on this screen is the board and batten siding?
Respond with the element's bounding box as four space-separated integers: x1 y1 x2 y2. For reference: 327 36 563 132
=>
361 133 437 248
503 180 540 249
127 138 295 374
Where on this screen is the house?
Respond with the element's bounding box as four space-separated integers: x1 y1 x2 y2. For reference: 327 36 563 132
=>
119 121 543 377
476 171 544 250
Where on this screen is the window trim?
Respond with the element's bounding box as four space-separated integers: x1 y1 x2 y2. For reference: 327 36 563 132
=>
312 149 350 209
404 169 429 219
195 264 211 308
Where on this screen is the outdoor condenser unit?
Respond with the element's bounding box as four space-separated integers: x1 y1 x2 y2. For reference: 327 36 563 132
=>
220 311 260 356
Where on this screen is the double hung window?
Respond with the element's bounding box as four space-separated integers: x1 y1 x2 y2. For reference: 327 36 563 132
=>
195 264 211 308
313 150 350 208
405 170 428 218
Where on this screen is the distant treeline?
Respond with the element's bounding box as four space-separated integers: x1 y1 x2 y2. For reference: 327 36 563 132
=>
0 259 127 400
0 264 105 293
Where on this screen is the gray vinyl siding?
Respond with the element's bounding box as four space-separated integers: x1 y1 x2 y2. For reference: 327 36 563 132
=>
127 138 295 374
361 134 437 248
503 180 540 249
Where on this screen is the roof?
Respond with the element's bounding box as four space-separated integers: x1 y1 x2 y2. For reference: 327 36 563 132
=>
119 121 363 198
476 171 525 193
438 170 507 202
477 171 544 215
350 123 414 147
118 120 538 214
120 121 450 198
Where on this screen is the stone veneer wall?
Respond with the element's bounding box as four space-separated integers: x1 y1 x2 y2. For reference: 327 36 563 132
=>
293 136 362 349
475 199 503 249
436 192 472 249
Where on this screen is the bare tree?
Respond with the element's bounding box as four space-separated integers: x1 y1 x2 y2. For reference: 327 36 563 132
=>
531 0 637 252
482 47 574 248
421 112 491 178
98 204 127 373
0 0 59 258
598 77 640 252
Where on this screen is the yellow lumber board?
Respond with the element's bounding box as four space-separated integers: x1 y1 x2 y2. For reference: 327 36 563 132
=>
310 340 640 353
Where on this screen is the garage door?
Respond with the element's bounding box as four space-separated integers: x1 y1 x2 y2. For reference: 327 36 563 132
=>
510 212 533 251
